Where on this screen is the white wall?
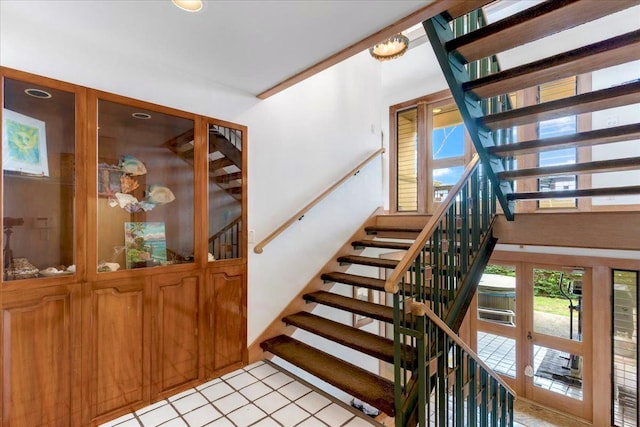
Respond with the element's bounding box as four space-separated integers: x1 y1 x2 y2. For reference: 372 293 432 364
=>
0 4 385 346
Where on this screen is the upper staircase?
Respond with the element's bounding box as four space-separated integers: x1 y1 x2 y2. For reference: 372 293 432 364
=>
425 0 640 218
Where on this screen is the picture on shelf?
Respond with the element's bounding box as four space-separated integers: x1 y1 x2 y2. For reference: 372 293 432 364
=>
124 222 167 269
2 109 49 176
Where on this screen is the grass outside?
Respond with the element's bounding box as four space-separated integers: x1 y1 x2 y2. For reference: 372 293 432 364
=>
534 295 576 317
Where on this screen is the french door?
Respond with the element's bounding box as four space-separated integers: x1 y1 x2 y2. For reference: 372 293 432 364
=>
474 262 592 420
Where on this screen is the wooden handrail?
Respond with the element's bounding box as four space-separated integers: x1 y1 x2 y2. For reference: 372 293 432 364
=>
410 300 517 397
384 154 481 293
254 148 385 254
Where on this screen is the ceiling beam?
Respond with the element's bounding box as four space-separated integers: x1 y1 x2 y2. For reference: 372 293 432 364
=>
256 0 491 99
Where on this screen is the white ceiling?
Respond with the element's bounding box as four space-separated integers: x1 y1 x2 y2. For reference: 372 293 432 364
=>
0 0 431 96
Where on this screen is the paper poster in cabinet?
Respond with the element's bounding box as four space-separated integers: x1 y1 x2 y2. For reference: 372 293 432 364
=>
2 109 49 176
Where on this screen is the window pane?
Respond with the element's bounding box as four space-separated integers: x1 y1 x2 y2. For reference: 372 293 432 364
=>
433 165 464 202
397 108 417 211
3 77 76 280
533 268 583 342
538 78 577 208
477 332 516 378
478 265 516 326
208 123 242 260
613 270 638 427
432 104 464 160
533 344 583 401
97 99 194 271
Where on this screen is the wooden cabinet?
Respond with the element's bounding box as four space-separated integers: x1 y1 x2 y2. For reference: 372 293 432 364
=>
0 284 82 426
1 67 247 426
152 272 200 398
84 278 149 423
204 265 247 376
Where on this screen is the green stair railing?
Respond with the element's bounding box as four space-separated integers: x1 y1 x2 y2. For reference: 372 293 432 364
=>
424 9 517 220
384 154 511 426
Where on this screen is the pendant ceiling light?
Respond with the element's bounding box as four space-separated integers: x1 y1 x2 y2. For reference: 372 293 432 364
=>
172 0 203 12
369 33 409 61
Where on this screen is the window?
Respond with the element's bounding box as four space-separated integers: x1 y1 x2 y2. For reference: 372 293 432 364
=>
391 94 472 213
537 77 578 208
612 269 638 427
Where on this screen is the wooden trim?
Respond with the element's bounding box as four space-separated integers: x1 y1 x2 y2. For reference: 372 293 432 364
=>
253 148 384 254
256 0 487 99
384 154 480 292
247 207 384 362
389 88 452 113
388 107 399 214
411 300 517 397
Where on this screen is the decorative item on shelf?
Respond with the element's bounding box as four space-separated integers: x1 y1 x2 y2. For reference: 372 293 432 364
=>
97 261 120 272
369 33 409 61
98 163 122 197
3 216 23 269
119 174 139 193
119 154 147 176
145 184 175 205
38 266 73 277
2 109 49 176
5 257 39 280
124 222 167 269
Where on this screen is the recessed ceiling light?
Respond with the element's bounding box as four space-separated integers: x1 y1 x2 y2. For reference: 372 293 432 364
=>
132 112 152 120
172 0 203 12
24 88 52 99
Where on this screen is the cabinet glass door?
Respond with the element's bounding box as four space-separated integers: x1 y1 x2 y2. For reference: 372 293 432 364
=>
2 77 77 280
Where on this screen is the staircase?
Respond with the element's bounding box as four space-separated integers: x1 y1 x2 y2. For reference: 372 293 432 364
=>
424 0 640 218
261 1 640 425
166 124 244 259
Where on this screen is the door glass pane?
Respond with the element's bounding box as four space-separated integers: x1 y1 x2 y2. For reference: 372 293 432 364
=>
613 270 638 427
477 332 516 378
432 104 463 160
2 77 76 280
208 123 242 260
478 265 516 326
433 166 464 202
397 108 417 211
533 268 583 341
533 344 583 400
97 99 194 271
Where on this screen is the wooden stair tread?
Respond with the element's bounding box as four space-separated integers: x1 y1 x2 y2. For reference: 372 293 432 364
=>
352 240 412 250
487 124 640 156
481 80 640 130
508 185 640 201
304 291 394 323
321 272 385 291
464 30 640 99
209 157 234 171
212 172 242 183
337 255 399 269
282 312 404 365
498 157 640 180
365 225 422 235
445 0 494 19
261 335 395 416
446 0 637 63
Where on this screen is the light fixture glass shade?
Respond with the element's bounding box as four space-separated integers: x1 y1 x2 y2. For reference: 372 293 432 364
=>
369 34 409 61
172 0 203 12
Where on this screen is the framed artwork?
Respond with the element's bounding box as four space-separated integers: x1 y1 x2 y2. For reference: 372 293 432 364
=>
98 164 122 197
2 109 49 176
124 222 167 269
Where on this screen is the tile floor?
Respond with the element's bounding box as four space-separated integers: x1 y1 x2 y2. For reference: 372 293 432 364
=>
99 357 593 427
99 361 378 427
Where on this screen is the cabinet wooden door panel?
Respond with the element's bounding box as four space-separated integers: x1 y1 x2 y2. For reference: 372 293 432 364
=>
207 267 246 374
89 280 148 420
152 273 199 397
1 285 80 426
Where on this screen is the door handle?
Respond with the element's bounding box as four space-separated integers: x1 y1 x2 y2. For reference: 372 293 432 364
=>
527 331 533 340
